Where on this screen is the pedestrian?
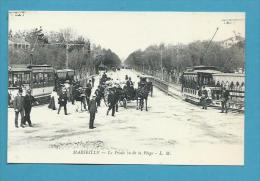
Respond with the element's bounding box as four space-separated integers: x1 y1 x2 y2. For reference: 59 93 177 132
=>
221 87 230 113
80 87 87 110
85 81 92 109
49 88 58 110
200 86 208 110
57 88 68 115
95 86 101 107
89 95 97 129
13 88 25 128
148 81 153 97
106 88 117 116
92 76 95 87
115 85 122 112
71 84 76 105
23 89 35 127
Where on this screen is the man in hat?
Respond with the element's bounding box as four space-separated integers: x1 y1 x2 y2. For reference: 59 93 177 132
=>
107 88 117 116
94 86 102 107
91 76 95 87
85 80 92 110
58 88 68 115
13 88 25 128
200 86 208 110
23 89 35 127
89 94 97 129
221 87 230 113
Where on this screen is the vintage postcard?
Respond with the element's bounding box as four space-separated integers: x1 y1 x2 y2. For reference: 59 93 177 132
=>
7 11 245 165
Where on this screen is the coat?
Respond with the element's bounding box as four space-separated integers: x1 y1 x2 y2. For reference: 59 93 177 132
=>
24 94 35 110
58 93 68 105
13 94 24 111
89 99 97 113
85 87 92 97
222 90 230 101
108 92 118 106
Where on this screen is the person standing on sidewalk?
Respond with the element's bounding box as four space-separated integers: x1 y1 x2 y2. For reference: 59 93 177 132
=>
57 88 68 115
13 88 25 128
85 80 92 110
106 88 117 116
23 89 35 127
221 87 230 113
200 86 208 110
92 76 95 88
89 95 97 129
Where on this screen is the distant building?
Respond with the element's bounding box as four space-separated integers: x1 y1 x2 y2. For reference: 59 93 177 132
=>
8 30 31 50
220 36 244 48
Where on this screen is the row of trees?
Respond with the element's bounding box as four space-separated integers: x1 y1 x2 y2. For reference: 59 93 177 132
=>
9 28 121 75
124 39 245 74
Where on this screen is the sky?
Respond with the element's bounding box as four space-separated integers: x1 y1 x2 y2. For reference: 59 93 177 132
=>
9 11 245 60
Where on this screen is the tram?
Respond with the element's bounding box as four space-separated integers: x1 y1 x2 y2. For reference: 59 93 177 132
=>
55 69 75 82
181 65 245 110
181 66 222 105
8 64 55 106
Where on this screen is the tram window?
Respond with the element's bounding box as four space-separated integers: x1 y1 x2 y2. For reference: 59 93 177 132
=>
23 73 30 84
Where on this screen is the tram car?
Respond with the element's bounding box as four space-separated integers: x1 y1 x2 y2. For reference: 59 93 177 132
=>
55 69 75 82
212 73 245 110
8 64 55 107
181 65 245 110
181 66 222 105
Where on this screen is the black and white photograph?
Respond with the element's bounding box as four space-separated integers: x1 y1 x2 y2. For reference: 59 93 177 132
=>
7 11 245 165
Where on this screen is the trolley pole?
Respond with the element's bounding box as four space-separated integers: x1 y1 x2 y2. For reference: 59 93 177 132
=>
200 27 219 65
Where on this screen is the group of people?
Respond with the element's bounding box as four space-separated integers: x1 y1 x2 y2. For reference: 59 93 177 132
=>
199 86 230 113
47 72 126 129
13 88 35 128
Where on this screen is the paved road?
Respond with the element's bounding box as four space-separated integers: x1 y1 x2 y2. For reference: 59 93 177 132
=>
8 69 244 165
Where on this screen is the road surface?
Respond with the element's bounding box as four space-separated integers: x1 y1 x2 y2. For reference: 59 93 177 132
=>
8 69 244 165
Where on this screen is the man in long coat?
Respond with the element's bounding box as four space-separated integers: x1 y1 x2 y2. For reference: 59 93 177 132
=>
13 88 24 128
221 87 230 113
58 89 68 115
89 95 97 129
106 89 117 116
23 89 35 127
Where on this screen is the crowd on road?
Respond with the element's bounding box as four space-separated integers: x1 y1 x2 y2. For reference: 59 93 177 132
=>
11 70 231 130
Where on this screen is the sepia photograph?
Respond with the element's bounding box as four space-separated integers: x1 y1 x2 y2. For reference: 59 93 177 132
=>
7 11 245 165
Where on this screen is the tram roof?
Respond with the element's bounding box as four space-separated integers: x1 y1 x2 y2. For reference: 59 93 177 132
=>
183 69 222 75
8 64 30 72
213 73 245 77
183 65 222 74
9 64 54 72
57 69 74 73
193 65 219 71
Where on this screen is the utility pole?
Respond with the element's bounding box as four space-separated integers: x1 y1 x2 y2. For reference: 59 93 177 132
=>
160 48 163 80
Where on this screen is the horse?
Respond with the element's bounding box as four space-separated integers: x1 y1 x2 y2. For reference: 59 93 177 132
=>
73 88 87 112
135 83 150 111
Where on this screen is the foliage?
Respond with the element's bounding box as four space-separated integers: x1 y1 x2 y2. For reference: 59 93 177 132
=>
9 27 122 75
125 40 245 73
